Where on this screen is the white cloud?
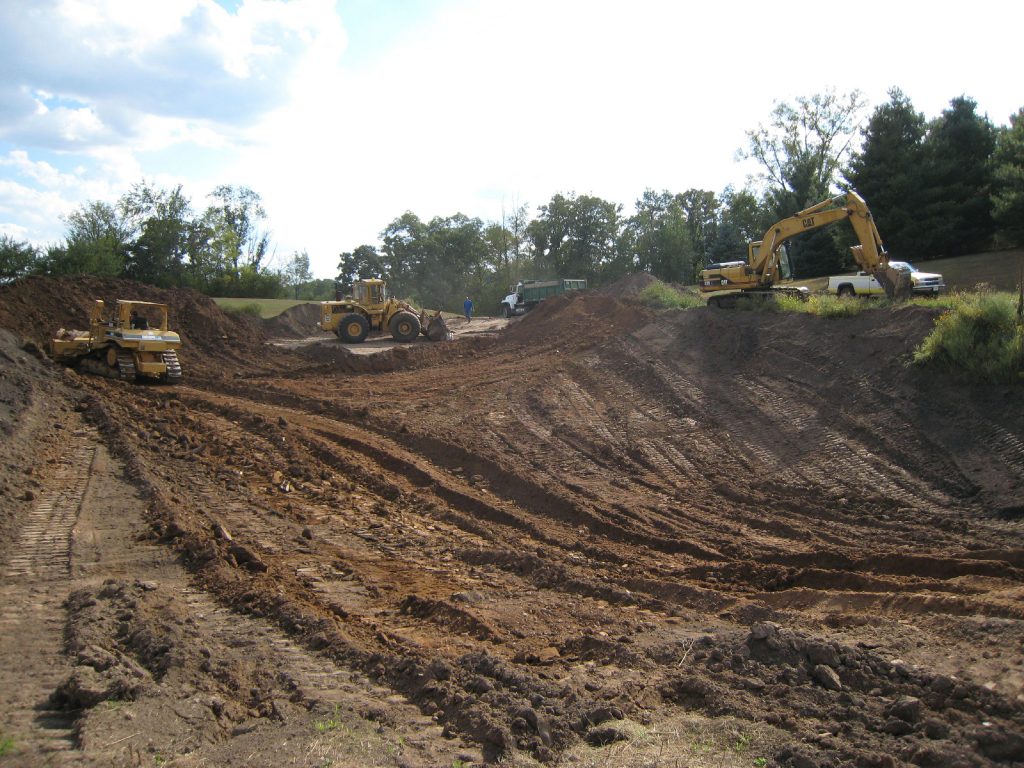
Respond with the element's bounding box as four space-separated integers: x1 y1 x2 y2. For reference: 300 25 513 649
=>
1 0 1022 278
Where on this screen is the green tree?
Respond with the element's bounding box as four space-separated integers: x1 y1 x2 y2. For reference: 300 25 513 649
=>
742 90 866 276
677 189 719 280
204 185 271 276
50 200 130 277
120 181 192 287
527 192 622 283
706 186 771 264
623 190 693 283
417 214 488 310
0 234 41 279
337 244 387 296
283 250 313 299
376 212 493 311
992 107 1024 247
919 96 996 257
844 88 929 262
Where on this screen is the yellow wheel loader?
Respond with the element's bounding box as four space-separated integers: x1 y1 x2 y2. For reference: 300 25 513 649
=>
50 299 183 383
319 278 452 343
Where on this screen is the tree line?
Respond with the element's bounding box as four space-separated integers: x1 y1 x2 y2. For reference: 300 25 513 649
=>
2 90 1022 313
0 182 332 299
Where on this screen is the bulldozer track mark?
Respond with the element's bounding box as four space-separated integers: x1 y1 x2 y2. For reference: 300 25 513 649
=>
0 429 98 763
3 437 96 580
758 586 1024 621
979 420 1024 474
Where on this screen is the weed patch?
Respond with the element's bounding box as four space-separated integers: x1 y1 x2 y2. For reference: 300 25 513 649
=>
913 290 1024 384
636 283 705 310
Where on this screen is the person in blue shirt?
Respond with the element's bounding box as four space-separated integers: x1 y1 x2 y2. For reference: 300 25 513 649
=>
463 296 473 322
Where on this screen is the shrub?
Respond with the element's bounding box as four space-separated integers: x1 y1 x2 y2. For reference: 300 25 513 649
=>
913 290 1024 383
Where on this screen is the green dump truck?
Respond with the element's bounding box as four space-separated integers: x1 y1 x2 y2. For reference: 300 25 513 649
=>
499 278 587 318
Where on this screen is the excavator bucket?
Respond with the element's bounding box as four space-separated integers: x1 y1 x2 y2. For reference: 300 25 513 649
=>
425 313 453 342
873 266 914 301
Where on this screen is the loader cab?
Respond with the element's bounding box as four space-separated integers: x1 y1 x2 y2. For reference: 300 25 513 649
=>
353 279 387 307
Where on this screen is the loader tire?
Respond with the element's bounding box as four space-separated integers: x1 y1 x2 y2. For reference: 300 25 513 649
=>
337 313 369 343
389 311 421 343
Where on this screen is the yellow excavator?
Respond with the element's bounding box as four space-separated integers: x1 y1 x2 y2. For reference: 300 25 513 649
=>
50 299 183 383
699 191 910 307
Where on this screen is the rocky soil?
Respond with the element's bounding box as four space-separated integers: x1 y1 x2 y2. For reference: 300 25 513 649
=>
0 275 1021 768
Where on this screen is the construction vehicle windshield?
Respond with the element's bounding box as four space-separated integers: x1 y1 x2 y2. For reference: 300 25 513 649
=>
749 243 793 280
354 282 386 304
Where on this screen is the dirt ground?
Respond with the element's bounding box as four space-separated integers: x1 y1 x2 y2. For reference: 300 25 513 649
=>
0 275 1022 768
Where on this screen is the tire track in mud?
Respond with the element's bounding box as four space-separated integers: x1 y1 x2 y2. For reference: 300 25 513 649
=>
173 362 1024 629
0 428 96 765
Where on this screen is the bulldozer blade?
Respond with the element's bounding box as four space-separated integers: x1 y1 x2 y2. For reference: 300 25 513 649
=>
426 314 453 342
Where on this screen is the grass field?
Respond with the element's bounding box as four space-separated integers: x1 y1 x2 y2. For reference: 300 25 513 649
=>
793 250 1024 294
213 297 316 318
918 249 1024 293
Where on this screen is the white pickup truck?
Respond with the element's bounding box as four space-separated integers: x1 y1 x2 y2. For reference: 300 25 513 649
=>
827 260 945 297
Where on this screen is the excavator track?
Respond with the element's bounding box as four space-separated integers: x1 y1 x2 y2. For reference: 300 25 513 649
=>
162 349 183 383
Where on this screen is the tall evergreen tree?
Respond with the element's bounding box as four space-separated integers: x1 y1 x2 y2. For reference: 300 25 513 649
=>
919 96 996 257
992 107 1024 247
844 88 928 262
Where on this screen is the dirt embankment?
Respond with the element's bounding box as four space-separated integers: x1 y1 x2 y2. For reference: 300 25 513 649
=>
1 275 1022 768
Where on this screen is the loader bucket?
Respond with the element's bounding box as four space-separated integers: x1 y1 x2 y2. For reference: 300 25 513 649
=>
426 313 453 341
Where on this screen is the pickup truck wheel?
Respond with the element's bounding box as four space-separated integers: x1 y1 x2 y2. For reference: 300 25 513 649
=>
837 284 855 298
389 311 421 343
337 313 369 343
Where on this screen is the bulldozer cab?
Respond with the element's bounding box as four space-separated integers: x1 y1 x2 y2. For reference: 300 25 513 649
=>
114 301 169 332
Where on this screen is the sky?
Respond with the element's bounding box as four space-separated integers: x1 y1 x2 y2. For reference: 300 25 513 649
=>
1 0 1021 279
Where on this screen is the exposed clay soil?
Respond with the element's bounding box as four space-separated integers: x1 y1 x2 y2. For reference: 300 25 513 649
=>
0 275 1022 768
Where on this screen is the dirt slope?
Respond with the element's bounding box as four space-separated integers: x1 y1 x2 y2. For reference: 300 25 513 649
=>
0 276 1022 767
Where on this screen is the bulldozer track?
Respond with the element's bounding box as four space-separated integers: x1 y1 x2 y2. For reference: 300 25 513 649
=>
115 350 135 381
162 349 182 382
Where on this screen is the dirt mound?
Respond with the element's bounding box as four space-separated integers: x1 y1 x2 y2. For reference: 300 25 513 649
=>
502 291 655 350
598 271 659 298
262 302 322 338
0 276 266 354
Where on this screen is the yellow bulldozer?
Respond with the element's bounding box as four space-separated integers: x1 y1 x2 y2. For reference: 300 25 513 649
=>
319 278 452 343
50 299 183 383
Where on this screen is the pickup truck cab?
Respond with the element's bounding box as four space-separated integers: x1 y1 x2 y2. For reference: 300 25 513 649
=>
827 261 945 297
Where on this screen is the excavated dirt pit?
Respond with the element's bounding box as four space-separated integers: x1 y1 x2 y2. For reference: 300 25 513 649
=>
0 275 1022 768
